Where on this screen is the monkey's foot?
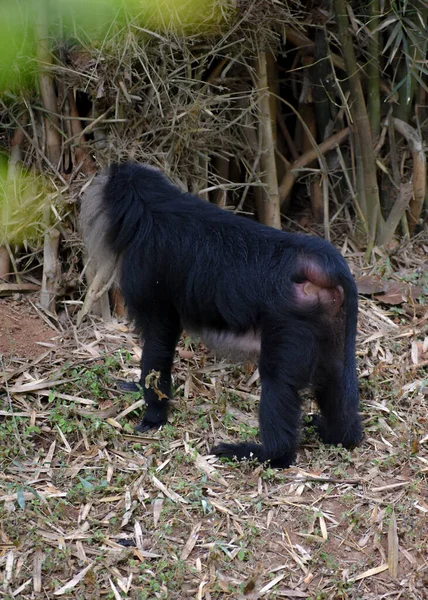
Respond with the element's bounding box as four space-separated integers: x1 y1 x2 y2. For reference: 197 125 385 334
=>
211 442 294 469
117 379 141 393
135 417 166 433
307 413 364 449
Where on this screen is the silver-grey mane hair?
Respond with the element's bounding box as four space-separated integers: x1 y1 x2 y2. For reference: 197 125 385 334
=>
80 170 118 282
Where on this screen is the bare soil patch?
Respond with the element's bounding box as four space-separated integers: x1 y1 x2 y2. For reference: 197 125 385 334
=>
0 296 56 362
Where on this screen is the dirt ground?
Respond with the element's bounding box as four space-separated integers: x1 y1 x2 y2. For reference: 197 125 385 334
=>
0 247 427 599
0 296 56 361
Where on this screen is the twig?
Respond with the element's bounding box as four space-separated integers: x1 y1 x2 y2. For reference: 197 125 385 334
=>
63 108 113 146
278 128 350 205
1 100 67 185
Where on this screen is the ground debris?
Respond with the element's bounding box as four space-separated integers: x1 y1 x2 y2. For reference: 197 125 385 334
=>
0 236 427 598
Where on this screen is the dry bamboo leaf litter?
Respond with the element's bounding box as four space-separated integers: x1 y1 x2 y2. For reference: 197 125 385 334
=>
181 522 202 560
387 511 399 579
1 247 427 597
348 563 389 582
258 572 285 595
53 561 95 596
32 549 43 593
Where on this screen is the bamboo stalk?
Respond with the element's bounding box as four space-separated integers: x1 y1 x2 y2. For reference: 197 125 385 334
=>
385 114 409 242
352 129 369 242
300 101 323 222
8 113 28 179
266 51 278 147
395 59 415 124
0 246 10 280
322 171 330 241
285 25 391 94
67 91 97 176
310 27 332 142
367 0 380 140
256 48 281 229
34 3 62 168
40 224 60 313
212 156 230 207
34 3 62 313
2 113 29 280
335 144 368 237
393 118 426 233
333 0 382 251
377 182 413 247
276 111 299 161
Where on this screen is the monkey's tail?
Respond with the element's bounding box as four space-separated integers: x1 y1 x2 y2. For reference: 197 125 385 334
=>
340 273 359 407
295 253 359 409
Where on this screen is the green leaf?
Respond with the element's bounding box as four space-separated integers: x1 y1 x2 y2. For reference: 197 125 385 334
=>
383 21 402 59
412 71 428 94
78 476 94 490
17 486 26 510
385 26 403 67
385 76 407 102
372 15 398 33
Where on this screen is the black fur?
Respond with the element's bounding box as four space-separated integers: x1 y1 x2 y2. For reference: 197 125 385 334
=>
83 162 363 468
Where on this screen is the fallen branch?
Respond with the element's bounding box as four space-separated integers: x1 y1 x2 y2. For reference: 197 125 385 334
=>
0 283 40 296
279 128 350 205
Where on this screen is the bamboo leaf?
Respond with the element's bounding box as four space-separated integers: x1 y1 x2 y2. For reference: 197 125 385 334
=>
385 27 403 66
405 27 427 54
385 75 406 101
383 21 402 58
415 65 428 77
412 72 428 94
416 9 426 29
372 15 398 33
402 34 409 56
